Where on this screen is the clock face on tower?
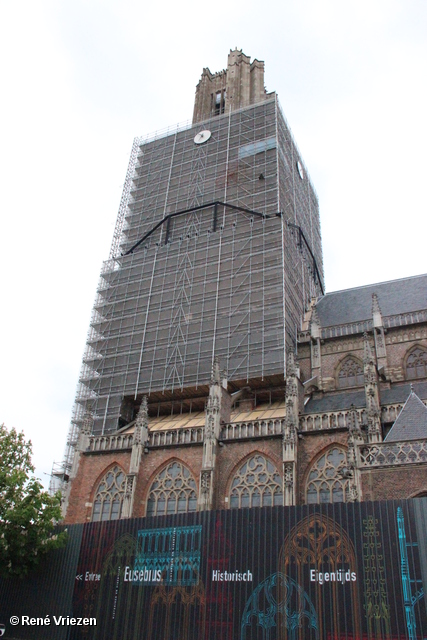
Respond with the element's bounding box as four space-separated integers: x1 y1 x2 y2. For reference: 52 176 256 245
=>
194 130 212 144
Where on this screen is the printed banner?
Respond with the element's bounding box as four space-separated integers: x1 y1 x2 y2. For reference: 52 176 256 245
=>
1 499 427 639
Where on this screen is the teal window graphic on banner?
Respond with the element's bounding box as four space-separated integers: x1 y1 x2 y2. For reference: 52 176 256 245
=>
130 525 202 586
241 573 318 640
397 507 424 639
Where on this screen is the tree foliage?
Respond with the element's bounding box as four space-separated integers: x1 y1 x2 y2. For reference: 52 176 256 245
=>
0 424 67 578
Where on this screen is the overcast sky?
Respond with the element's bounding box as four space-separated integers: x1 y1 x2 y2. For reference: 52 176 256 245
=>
1 0 426 486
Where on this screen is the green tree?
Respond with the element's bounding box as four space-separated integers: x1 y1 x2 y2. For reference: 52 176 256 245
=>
0 424 67 578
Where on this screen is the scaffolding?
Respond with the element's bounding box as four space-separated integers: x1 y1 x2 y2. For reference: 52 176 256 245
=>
51 97 323 494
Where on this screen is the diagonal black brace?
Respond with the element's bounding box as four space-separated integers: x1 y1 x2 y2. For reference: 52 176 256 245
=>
124 201 279 256
287 221 324 295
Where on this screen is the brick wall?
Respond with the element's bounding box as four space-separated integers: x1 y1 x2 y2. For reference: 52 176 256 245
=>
301 325 427 389
361 466 427 501
65 451 131 524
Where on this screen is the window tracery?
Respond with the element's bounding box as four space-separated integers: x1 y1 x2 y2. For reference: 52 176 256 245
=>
413 491 427 498
146 461 197 517
306 447 349 504
406 346 427 380
229 454 283 509
92 465 126 522
337 357 364 388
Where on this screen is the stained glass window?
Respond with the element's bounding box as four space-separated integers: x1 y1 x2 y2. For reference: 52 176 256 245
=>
146 461 197 517
338 357 364 388
229 454 283 509
406 347 427 380
92 465 126 521
306 447 349 504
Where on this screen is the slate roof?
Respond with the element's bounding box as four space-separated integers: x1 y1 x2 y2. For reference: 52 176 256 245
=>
384 390 427 442
316 273 427 328
304 390 366 414
381 381 427 406
303 382 427 416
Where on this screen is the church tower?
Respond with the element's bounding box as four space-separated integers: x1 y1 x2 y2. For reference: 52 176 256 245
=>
58 50 323 520
192 48 271 123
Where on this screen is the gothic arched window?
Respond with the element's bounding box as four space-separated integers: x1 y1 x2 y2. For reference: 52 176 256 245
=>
306 447 349 504
406 347 427 380
413 491 427 498
92 465 126 522
229 454 283 509
337 357 364 388
146 461 197 517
